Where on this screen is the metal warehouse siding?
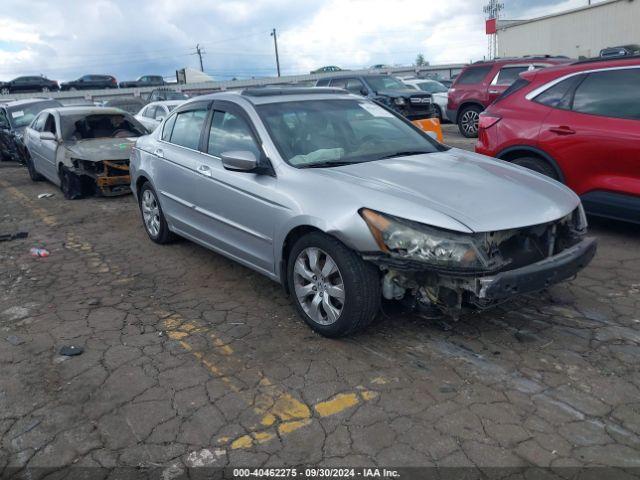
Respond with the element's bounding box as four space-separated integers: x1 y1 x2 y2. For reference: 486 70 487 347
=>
497 0 640 59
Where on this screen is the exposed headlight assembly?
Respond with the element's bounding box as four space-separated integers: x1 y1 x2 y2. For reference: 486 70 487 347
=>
360 209 490 271
393 97 406 106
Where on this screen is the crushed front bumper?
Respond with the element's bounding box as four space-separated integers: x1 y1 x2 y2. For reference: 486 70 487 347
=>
95 160 131 196
479 237 597 300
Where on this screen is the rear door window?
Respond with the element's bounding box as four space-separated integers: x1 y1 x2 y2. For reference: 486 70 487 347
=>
493 66 529 86
169 109 208 149
161 114 177 141
456 66 492 85
571 68 640 120
534 75 584 109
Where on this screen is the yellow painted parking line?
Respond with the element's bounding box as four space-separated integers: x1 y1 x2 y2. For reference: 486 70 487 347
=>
0 180 58 227
158 310 379 450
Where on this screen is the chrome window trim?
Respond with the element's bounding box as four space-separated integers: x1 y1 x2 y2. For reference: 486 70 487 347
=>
525 65 640 101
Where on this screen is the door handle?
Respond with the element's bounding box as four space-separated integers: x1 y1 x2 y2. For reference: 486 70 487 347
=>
549 126 576 135
154 148 164 158
197 164 212 177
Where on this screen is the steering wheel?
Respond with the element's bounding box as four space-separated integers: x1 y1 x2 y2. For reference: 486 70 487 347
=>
112 129 132 138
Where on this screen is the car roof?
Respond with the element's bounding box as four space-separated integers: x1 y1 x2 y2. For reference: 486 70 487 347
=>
521 55 640 83
468 56 572 67
181 88 355 106
47 106 129 116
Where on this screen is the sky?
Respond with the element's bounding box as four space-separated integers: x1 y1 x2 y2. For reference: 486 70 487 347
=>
0 0 596 82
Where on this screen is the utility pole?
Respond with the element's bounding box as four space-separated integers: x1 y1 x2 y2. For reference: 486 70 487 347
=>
270 29 281 77
195 43 204 72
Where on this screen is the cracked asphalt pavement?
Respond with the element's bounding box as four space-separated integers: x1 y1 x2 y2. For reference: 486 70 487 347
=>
1 126 640 478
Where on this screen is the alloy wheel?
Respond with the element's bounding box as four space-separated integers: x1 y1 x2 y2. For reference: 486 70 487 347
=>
42 87 50 92
0 88 9 95
460 109 479 136
141 189 161 237
293 247 345 325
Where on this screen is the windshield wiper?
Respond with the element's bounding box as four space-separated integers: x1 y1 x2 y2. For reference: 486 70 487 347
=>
301 160 357 169
376 150 431 160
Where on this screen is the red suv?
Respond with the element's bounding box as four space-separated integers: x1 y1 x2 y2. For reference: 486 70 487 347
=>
476 56 640 224
447 56 572 137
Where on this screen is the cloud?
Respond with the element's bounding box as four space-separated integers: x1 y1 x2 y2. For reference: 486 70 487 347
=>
0 0 586 81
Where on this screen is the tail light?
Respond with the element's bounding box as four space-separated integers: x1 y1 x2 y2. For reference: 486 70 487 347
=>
110 77 117 84
478 113 501 130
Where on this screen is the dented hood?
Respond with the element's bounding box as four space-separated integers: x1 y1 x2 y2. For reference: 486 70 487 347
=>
316 148 580 233
64 138 136 162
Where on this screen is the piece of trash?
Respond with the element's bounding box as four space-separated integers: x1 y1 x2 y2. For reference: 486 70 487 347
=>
30 248 50 258
0 231 29 242
59 345 84 356
6 335 25 346
37 193 54 199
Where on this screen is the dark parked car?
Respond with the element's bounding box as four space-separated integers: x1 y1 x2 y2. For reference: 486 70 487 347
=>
476 56 640 224
0 76 59 95
0 98 62 162
146 88 189 103
599 44 640 58
101 97 146 114
119 75 166 88
60 74 118 91
311 66 343 74
316 74 435 120
447 56 572 137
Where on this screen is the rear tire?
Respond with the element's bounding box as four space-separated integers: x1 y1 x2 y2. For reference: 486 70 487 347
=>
26 156 44 181
511 156 560 181
287 232 380 337
139 182 174 244
457 105 483 138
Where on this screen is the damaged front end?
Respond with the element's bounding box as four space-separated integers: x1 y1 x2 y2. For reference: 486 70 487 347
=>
69 158 131 196
360 207 596 319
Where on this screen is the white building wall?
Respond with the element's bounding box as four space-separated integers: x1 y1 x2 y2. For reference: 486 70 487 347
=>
497 0 640 59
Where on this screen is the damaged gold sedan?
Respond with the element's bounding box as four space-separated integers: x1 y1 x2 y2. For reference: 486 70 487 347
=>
22 106 147 199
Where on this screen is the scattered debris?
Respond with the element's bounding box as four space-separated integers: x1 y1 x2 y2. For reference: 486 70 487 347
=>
29 247 50 258
0 231 28 242
37 193 55 199
439 384 457 393
6 335 25 346
59 345 84 357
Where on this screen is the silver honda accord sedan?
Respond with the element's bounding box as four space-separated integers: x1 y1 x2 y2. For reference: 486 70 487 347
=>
129 87 596 337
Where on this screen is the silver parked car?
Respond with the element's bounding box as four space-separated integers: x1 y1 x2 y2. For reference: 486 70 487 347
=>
130 88 596 337
135 100 185 131
23 106 147 198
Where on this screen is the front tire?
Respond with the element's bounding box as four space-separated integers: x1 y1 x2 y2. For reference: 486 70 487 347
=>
287 232 380 337
511 156 560 181
0 87 9 95
139 182 174 244
457 105 482 138
59 166 83 199
26 156 44 181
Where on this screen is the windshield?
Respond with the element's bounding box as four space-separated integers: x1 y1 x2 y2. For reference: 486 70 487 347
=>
417 81 448 94
61 113 147 141
7 101 60 129
365 76 408 91
257 99 442 167
164 92 188 100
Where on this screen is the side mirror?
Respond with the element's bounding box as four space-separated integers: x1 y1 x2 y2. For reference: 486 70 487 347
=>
360 88 368 96
221 151 258 172
39 131 56 141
